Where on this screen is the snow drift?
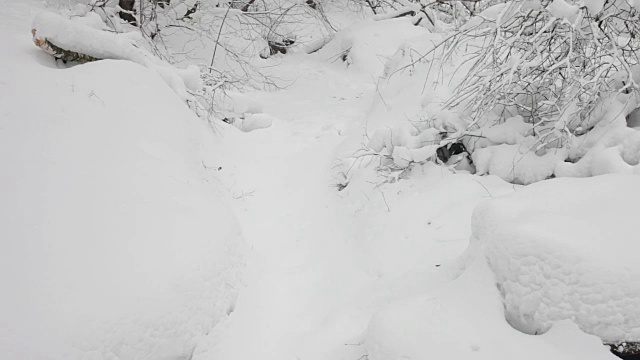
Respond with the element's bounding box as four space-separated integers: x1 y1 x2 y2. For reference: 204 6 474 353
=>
365 259 618 360
0 42 245 359
471 174 640 343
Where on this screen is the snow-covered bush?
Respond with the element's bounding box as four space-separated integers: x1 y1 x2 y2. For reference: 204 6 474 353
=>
441 0 640 182
40 0 339 123
450 0 640 137
335 0 640 186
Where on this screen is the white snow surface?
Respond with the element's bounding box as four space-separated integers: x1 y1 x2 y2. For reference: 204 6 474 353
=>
317 18 429 78
31 11 201 101
1 2 244 358
2 2 639 360
366 259 618 360
472 174 640 343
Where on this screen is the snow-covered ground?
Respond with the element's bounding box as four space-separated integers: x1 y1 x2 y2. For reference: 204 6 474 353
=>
1 1 244 358
2 1 639 359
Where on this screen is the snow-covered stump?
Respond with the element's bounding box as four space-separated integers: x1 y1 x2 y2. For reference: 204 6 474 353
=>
470 174 640 351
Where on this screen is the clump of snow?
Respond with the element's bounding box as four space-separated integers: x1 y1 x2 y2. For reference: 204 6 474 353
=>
472 142 567 185
367 122 444 168
31 11 201 101
471 174 640 343
465 115 532 151
1 45 245 359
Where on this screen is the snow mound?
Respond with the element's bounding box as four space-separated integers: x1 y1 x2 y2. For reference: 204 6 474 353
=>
0 55 245 359
557 126 640 177
472 142 567 185
366 259 617 360
31 11 201 101
471 174 640 343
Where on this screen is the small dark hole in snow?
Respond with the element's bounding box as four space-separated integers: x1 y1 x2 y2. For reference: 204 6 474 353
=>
435 264 440 267
436 142 468 164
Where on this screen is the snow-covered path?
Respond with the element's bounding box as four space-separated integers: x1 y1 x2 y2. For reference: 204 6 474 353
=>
193 60 377 360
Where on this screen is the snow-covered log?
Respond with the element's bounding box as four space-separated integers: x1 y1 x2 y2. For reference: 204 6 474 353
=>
31 11 201 102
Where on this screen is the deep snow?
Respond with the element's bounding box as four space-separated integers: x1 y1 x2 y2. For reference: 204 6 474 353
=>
1 2 244 358
2 1 640 360
472 174 640 343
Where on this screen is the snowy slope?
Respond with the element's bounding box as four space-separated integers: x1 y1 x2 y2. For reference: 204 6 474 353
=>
0 1 245 359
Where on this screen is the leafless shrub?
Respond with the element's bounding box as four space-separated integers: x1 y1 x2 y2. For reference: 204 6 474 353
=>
445 0 640 149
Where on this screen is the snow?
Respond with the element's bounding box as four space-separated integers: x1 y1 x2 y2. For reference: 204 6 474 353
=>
224 90 264 114
316 18 429 78
31 11 201 101
234 113 275 132
366 259 618 360
466 115 532 151
1 3 245 358
557 126 640 177
628 0 640 12
473 142 567 184
471 174 640 343
583 0 606 13
3 1 640 359
367 124 443 168
547 0 580 22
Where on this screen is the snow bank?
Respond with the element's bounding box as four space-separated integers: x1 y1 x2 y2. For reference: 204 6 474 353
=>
0 51 245 358
471 174 640 343
31 11 201 101
366 259 617 360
